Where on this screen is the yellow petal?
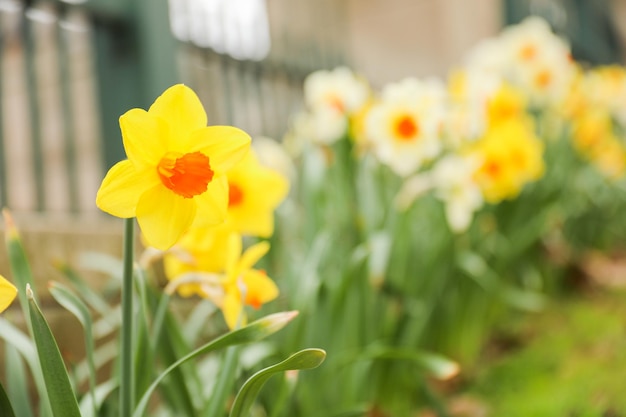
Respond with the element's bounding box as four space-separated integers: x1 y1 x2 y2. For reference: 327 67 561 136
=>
257 169 290 206
238 241 270 273
96 160 156 218
242 269 279 305
136 185 196 250
0 275 17 313
227 171 289 237
190 126 251 173
192 175 229 227
119 108 169 169
148 84 207 146
222 287 245 330
227 207 274 238
226 233 243 278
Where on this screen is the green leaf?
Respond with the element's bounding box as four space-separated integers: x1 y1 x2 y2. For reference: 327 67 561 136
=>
78 252 124 282
132 311 299 417
502 286 547 312
229 348 326 417
3 209 35 324
79 379 118 417
0 374 17 417
360 346 459 380
4 344 33 417
456 251 497 292
55 262 116 318
27 285 82 417
0 318 52 417
201 346 241 417
49 281 98 416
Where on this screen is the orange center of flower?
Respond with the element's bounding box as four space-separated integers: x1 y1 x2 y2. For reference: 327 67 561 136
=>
535 69 552 88
483 160 502 179
246 294 263 309
519 44 537 62
395 115 419 141
326 94 345 113
228 183 244 207
157 151 214 198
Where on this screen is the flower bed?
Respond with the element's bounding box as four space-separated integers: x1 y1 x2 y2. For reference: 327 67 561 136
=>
1 16 625 417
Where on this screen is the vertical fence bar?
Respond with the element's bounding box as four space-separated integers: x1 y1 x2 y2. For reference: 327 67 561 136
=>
219 54 235 125
22 7 45 211
0 17 6 209
57 10 79 213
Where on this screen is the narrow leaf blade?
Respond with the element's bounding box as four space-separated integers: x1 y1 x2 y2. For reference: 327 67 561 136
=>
132 311 298 417
229 348 326 417
27 286 82 417
49 282 98 416
0 372 18 417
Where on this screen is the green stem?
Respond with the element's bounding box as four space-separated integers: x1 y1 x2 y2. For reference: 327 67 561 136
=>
120 218 135 417
203 345 240 417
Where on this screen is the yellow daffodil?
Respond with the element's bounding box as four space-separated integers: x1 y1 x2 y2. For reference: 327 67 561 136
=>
572 111 626 179
0 275 17 313
225 149 289 237
572 111 613 154
486 84 527 126
466 16 575 107
472 120 544 203
96 84 251 250
163 231 279 330
221 234 278 329
592 138 626 179
163 224 234 297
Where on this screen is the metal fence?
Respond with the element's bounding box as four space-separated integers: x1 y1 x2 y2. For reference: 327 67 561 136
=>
0 1 102 213
0 0 347 215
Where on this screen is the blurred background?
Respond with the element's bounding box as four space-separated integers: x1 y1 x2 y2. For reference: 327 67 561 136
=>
1 1 626 415
1 0 625 218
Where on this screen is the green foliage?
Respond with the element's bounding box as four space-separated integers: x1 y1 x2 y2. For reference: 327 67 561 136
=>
468 290 626 416
0 380 17 417
27 286 82 417
230 348 326 417
0 214 321 417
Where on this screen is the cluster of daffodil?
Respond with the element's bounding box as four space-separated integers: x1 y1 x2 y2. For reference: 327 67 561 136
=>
565 65 626 179
96 84 290 331
256 16 626 416
0 84 325 417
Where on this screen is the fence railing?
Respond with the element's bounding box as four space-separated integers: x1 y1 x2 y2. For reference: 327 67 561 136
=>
0 0 346 215
0 0 102 213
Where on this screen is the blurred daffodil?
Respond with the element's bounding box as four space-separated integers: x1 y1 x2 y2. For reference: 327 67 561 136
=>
572 111 626 179
365 77 446 176
396 155 483 232
221 234 279 329
225 149 289 237
96 84 251 250
472 120 544 203
164 232 279 330
163 225 234 297
486 84 527 126
0 275 17 313
304 66 370 116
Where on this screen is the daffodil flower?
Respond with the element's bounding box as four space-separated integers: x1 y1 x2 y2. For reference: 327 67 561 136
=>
96 84 251 250
472 120 544 203
163 225 233 297
163 231 279 330
225 149 289 237
0 275 17 313
221 234 279 329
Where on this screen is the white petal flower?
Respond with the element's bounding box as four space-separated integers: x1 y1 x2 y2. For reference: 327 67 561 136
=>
365 77 446 176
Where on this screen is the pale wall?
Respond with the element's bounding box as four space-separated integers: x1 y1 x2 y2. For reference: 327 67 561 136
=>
345 0 503 87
